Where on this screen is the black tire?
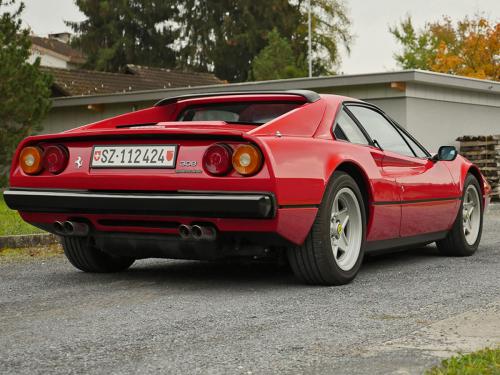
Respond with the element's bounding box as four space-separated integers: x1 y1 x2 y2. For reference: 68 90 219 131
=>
62 236 135 273
287 171 367 285
436 174 483 257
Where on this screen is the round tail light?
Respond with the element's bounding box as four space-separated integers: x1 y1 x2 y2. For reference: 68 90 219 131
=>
232 144 263 176
19 146 43 175
202 144 233 176
42 145 69 174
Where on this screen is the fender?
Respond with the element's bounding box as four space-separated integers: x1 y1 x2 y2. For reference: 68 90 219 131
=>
444 155 491 208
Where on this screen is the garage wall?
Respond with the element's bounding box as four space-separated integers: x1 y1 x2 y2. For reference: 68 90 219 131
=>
405 98 500 152
39 75 499 148
363 97 407 128
40 102 153 134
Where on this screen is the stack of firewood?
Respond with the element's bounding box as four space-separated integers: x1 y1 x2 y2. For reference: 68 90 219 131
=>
457 135 500 200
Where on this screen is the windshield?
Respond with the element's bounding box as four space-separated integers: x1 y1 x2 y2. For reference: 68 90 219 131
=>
177 102 301 125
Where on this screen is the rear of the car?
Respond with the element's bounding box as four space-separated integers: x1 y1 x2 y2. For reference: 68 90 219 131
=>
4 91 324 264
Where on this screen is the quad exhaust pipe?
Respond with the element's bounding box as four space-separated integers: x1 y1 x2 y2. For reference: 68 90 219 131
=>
178 224 217 241
53 221 89 236
178 224 192 239
191 225 217 241
54 221 214 240
54 221 64 234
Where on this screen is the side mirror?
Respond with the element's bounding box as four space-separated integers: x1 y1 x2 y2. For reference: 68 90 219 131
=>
432 146 458 162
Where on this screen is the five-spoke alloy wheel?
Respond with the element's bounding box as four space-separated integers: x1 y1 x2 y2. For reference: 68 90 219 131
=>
288 171 366 285
437 174 483 256
462 184 481 246
330 187 363 272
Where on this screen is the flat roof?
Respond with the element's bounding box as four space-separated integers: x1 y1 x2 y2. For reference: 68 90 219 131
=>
51 70 500 108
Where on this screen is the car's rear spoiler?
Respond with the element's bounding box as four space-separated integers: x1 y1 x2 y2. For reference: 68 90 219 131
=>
154 90 321 106
16 126 252 146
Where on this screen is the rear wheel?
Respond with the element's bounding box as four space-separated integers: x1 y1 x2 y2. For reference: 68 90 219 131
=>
287 172 366 285
62 236 135 273
436 174 483 256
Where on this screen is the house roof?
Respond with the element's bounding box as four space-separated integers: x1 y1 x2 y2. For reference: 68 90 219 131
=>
125 64 224 87
30 36 86 64
50 69 500 108
42 65 224 97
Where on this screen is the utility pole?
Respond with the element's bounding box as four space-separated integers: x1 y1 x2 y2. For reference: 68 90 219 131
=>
308 0 312 77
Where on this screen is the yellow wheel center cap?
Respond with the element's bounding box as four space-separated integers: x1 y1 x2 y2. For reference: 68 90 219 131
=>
337 223 343 235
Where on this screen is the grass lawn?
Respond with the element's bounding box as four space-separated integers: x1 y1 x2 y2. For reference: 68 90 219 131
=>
0 195 44 236
426 347 499 375
0 244 63 260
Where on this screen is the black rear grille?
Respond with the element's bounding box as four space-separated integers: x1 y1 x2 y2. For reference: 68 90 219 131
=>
98 219 180 229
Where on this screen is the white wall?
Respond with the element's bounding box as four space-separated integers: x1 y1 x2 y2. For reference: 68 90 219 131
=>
405 98 500 153
29 49 68 69
40 102 153 134
39 82 500 153
365 97 407 128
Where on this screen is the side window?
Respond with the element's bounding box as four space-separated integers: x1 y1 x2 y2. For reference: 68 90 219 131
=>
348 106 414 157
333 109 369 145
399 130 428 158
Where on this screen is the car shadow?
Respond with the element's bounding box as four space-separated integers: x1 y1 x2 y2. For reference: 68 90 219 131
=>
363 244 440 265
49 245 444 290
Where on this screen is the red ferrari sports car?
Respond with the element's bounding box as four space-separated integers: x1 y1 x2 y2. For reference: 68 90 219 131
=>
4 90 491 285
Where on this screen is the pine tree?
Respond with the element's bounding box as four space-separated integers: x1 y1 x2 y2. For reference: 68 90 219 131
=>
251 28 307 80
177 0 352 82
0 0 52 186
67 0 179 72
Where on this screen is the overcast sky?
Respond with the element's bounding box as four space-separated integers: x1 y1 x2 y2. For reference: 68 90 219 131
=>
18 0 500 75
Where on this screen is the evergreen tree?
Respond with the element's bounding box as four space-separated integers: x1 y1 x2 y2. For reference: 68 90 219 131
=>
251 28 307 80
177 0 351 82
69 0 352 81
0 0 52 186
67 0 179 72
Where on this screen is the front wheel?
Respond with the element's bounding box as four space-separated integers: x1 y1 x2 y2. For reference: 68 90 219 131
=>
436 174 483 256
62 236 135 273
287 172 366 285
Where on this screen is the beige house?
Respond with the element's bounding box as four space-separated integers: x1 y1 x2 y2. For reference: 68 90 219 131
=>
28 33 86 70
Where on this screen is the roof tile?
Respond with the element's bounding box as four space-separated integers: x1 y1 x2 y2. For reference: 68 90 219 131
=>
41 65 223 97
30 36 86 64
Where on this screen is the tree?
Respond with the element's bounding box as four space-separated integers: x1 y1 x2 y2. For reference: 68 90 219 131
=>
251 28 307 80
390 15 499 81
0 0 52 186
67 0 179 72
69 0 352 81
175 0 302 82
295 0 352 76
176 0 352 82
389 16 438 70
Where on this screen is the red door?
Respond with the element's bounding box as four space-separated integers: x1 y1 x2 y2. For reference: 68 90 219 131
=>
345 103 460 239
366 148 402 241
381 150 460 237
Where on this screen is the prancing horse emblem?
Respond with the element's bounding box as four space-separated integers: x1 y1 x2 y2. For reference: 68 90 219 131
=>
75 156 83 169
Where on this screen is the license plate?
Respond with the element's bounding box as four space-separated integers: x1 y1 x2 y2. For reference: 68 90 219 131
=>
91 145 178 168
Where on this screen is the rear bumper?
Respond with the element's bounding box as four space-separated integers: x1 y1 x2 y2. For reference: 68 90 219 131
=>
3 189 275 219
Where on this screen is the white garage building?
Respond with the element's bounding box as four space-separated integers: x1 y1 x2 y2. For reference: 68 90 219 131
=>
41 70 500 152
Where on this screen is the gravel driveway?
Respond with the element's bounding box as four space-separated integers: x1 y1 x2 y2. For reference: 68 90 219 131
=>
1 212 499 374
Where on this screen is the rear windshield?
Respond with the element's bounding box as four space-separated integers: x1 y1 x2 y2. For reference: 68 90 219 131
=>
177 102 301 125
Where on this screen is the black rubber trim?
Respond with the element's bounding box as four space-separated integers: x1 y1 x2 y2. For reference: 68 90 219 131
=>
3 189 275 219
373 197 461 206
279 204 319 209
155 90 321 106
365 230 448 252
